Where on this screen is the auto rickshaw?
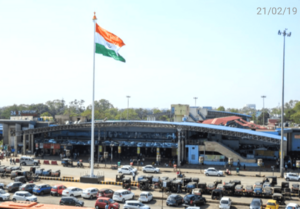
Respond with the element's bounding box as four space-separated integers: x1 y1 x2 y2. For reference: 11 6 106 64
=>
266 199 280 209
263 187 273 198
139 179 151 191
266 176 277 186
230 180 241 186
138 175 146 182
273 186 282 194
214 180 222 187
183 177 192 186
186 182 197 194
253 185 263 196
30 166 39 174
161 180 172 192
281 182 289 190
254 181 263 188
192 188 202 196
211 189 223 200
146 175 153 184
161 176 169 181
171 179 182 193
234 184 244 196
282 188 291 200
122 177 131 189
206 183 216 194
51 170 61 177
152 176 160 189
198 183 207 194
292 183 299 193
272 193 285 205
10 171 24 180
244 185 253 196
223 183 235 195
116 174 124 182
61 158 74 167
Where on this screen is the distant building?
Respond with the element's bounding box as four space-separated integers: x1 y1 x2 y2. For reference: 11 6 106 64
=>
244 104 256 110
10 110 39 121
202 106 213 110
171 104 190 122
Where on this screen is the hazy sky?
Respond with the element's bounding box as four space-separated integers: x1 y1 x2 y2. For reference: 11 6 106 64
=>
0 0 299 110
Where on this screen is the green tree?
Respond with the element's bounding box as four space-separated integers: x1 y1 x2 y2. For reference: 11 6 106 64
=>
291 112 300 124
257 111 269 125
45 99 66 121
217 106 225 111
285 109 296 121
227 108 239 113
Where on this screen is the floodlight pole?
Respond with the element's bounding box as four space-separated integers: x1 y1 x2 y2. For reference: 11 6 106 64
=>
278 29 291 178
193 97 198 106
126 96 130 120
261 96 266 126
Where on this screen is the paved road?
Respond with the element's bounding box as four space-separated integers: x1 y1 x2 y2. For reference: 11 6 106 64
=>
0 160 299 208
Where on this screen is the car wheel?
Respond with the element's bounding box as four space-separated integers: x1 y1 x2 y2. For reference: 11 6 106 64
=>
12 198 16 202
286 178 289 181
95 206 99 209
60 203 64 205
218 174 221 177
0 197 3 201
21 162 26 166
205 173 209 176
89 195 93 200
70 194 74 197
34 163 38 166
75 204 81 207
122 198 125 203
143 170 146 173
40 191 44 196
155 171 158 173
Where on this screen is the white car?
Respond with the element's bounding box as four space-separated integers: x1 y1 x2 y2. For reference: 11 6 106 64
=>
113 190 134 203
284 173 300 181
186 207 200 209
138 192 153 202
81 188 99 199
62 187 83 197
142 165 160 173
0 189 10 201
204 167 223 176
124 201 150 209
0 183 5 190
12 191 37 202
118 166 137 175
286 203 300 209
219 197 231 209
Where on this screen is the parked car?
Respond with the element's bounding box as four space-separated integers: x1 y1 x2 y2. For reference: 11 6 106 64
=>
14 176 26 184
219 197 231 209
50 184 67 196
82 188 99 199
19 183 35 193
142 165 160 173
183 194 206 206
250 198 263 209
0 183 5 190
32 184 51 195
59 196 84 207
204 167 223 176
0 189 10 201
138 192 153 202
285 203 300 209
12 191 37 202
284 173 300 181
95 197 120 209
266 199 279 209
124 201 150 209
98 189 114 198
62 187 83 197
6 182 23 193
20 156 39 166
113 190 134 203
118 166 137 175
166 194 183 206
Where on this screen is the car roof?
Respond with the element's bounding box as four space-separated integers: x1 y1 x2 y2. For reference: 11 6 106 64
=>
116 189 129 192
140 192 150 194
97 197 110 200
145 165 152 166
16 191 29 194
208 167 216 169
287 203 298 207
53 184 65 187
221 197 230 201
84 187 97 190
66 187 77 189
126 201 140 203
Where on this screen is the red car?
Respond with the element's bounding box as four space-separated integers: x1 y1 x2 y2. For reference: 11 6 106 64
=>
95 197 119 209
51 184 67 196
97 189 114 198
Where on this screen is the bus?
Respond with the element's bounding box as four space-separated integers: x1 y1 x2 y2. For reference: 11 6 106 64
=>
0 201 94 209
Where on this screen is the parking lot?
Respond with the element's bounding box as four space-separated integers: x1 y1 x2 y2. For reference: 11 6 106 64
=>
0 159 299 208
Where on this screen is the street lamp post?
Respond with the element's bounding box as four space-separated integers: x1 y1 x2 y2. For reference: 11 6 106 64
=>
110 144 114 165
193 97 198 106
278 29 291 178
126 96 130 120
261 95 266 126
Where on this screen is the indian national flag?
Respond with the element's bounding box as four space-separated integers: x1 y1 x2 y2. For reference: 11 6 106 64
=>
95 23 126 62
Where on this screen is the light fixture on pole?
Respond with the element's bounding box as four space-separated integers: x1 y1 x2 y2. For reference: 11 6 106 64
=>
261 95 266 126
126 96 130 120
193 97 198 106
278 29 291 178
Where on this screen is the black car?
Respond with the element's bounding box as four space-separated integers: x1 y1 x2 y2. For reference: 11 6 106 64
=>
183 194 206 206
14 176 26 184
6 182 23 192
166 194 183 206
60 197 84 207
19 183 36 193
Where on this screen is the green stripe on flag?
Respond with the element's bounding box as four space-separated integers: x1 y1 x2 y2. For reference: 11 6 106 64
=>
95 43 126 62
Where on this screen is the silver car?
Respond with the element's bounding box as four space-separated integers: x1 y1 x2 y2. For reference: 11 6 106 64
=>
12 191 37 202
81 188 99 199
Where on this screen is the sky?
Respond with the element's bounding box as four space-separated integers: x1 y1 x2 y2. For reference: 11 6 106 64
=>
0 0 299 110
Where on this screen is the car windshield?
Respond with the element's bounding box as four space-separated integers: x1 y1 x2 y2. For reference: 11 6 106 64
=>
267 203 275 206
114 192 120 195
34 186 41 188
221 200 228 204
52 186 57 189
109 199 115 203
251 201 260 206
25 193 32 197
0 191 6 194
286 207 296 209
140 194 147 196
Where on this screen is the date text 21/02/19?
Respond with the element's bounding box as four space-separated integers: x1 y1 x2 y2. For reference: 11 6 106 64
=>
257 7 297 15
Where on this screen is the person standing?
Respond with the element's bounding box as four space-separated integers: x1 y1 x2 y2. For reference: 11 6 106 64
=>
105 203 109 209
10 158 12 165
132 172 136 181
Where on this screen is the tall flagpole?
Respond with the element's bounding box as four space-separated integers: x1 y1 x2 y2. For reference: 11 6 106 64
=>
90 12 97 177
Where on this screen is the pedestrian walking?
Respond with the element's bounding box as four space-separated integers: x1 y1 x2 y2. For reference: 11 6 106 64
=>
132 172 136 181
105 203 109 209
10 158 12 165
13 159 15 165
243 164 246 170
